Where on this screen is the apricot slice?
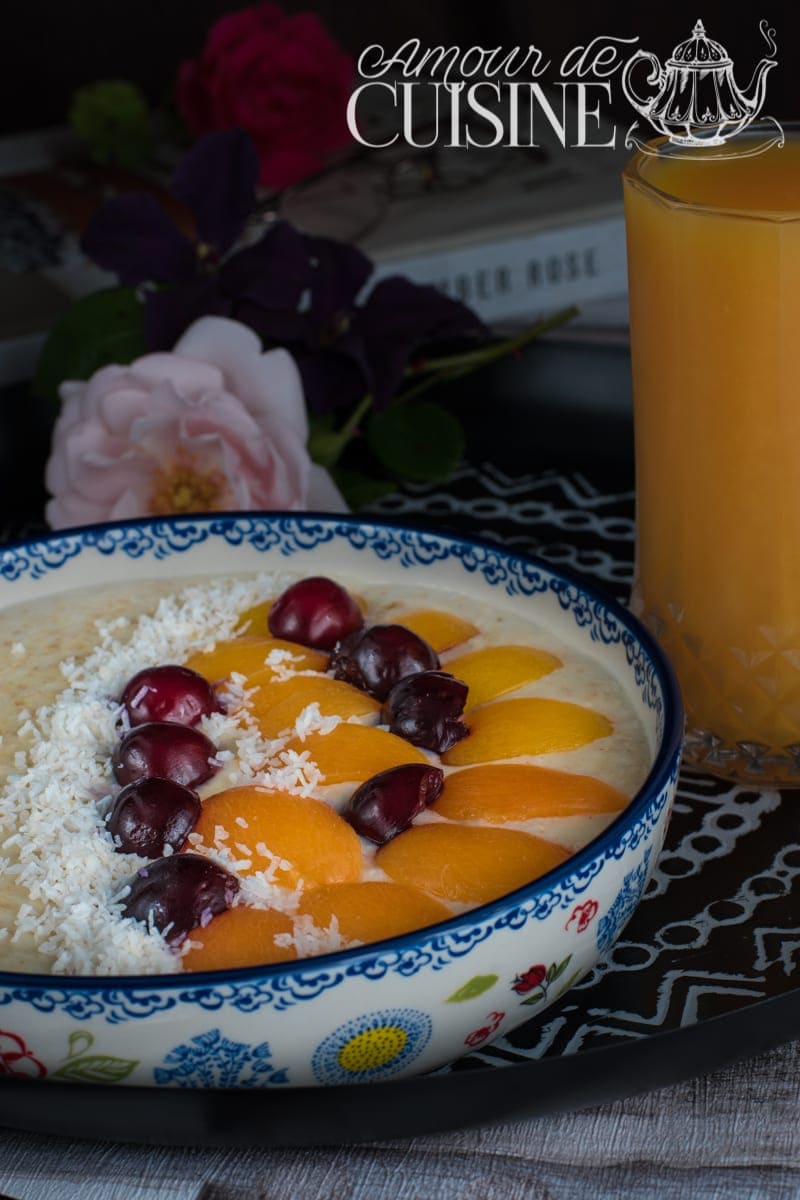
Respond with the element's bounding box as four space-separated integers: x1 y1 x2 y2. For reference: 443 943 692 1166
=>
235 593 368 636
434 764 628 823
184 636 326 686
377 824 570 905
298 882 451 945
182 906 298 972
284 723 428 785
442 698 613 766
446 645 562 710
192 786 362 887
247 674 380 738
392 609 479 653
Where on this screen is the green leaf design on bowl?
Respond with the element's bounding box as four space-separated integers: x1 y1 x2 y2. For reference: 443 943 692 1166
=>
446 974 499 1003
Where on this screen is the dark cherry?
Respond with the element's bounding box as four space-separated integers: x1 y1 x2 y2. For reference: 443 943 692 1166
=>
346 763 444 845
120 665 219 728
107 777 201 858
382 670 469 754
268 576 363 650
121 853 239 945
330 624 439 701
112 723 219 790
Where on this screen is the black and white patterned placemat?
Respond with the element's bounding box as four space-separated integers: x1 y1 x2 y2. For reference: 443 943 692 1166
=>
374 463 800 1072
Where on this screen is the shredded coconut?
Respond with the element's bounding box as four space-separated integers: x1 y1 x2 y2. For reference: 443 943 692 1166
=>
0 572 297 975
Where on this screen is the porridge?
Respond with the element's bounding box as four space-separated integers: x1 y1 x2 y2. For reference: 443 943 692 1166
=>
0 573 650 976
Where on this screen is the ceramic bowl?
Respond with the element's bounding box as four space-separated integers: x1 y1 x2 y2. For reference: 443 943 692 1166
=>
0 514 682 1089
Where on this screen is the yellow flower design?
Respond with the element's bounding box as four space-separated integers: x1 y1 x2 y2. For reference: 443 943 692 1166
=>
312 1008 432 1084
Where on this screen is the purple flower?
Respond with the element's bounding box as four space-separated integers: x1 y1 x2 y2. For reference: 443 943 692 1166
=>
81 131 488 414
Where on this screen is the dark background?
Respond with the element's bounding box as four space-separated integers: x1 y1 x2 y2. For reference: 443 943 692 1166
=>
0 2 794 526
1 1 796 133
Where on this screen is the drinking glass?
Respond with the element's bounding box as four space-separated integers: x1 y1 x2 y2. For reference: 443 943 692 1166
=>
623 126 800 783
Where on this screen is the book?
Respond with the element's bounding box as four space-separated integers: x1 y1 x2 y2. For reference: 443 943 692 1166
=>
359 142 630 325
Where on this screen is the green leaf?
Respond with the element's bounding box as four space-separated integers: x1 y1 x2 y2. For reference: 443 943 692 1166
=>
331 467 396 511
69 80 153 170
366 402 465 484
33 287 146 401
66 1030 94 1060
52 1054 138 1084
520 988 546 1007
446 974 499 1003
550 955 573 983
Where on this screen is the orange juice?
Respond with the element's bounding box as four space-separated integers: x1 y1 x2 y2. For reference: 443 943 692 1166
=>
624 133 800 780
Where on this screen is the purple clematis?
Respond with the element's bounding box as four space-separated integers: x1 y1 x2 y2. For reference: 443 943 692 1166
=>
81 130 488 412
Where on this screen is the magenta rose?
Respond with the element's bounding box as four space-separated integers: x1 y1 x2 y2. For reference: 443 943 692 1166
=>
45 316 346 528
177 3 354 188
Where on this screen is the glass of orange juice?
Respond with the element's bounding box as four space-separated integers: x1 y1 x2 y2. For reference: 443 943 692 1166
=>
623 127 800 784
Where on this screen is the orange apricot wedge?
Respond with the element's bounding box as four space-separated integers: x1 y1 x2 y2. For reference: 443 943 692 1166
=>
434 763 628 823
392 609 479 653
377 824 570 905
284 723 428 785
246 674 380 739
192 786 362 888
445 645 562 710
184 636 326 686
442 698 613 766
297 881 451 945
182 906 298 972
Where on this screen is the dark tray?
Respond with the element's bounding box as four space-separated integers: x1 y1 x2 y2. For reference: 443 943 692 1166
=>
0 463 797 1146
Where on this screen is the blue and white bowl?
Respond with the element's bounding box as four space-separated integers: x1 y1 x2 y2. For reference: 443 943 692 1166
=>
0 514 682 1089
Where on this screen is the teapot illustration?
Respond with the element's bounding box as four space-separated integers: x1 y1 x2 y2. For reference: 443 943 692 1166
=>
622 18 777 146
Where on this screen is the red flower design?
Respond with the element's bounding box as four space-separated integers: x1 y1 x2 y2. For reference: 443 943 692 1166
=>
0 1030 46 1079
464 1011 505 1047
566 899 599 933
512 964 547 995
177 3 355 188
464 1025 492 1048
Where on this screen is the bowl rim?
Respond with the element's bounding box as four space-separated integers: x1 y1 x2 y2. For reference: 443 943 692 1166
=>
0 510 684 991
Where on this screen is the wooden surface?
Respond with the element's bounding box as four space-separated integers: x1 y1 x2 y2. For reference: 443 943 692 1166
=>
0 1038 797 1199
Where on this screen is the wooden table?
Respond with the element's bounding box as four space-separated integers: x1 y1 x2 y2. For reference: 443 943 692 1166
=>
0 1038 797 1199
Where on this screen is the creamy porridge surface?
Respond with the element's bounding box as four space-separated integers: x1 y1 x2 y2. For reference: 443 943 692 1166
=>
0 573 650 976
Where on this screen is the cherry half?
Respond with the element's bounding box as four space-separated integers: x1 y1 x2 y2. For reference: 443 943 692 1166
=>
120 665 219 729
107 777 201 858
121 854 239 945
383 670 469 754
268 576 363 650
330 624 439 701
112 723 219 790
346 763 444 845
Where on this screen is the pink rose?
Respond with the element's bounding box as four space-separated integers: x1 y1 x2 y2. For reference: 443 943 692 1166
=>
177 3 354 188
45 316 346 529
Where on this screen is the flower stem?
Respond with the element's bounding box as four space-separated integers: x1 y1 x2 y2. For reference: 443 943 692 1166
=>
414 305 579 374
308 393 374 469
340 392 373 442
394 305 579 405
